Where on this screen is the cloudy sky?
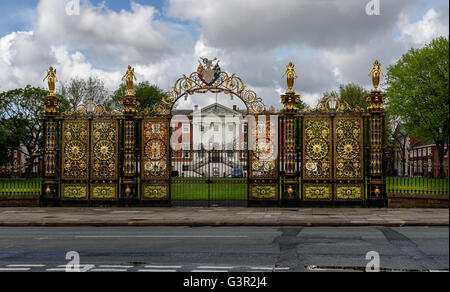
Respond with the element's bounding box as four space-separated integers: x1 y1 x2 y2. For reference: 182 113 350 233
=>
0 0 448 110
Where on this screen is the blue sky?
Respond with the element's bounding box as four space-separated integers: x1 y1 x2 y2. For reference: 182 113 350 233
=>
0 0 448 108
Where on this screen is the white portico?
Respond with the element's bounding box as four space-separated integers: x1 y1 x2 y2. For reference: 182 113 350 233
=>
192 103 247 151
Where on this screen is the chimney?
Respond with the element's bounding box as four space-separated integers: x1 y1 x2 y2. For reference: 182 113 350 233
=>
233 105 237 111
194 105 199 112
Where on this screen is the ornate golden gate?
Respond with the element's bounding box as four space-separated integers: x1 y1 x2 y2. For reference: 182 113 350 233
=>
40 60 386 207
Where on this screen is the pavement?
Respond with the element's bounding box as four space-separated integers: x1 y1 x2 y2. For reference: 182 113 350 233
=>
0 207 448 227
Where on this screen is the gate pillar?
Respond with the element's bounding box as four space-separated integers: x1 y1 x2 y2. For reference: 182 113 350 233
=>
367 60 387 207
121 90 139 201
41 94 62 203
280 62 301 204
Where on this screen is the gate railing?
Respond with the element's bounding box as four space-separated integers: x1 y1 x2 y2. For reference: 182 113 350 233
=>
0 178 42 199
386 177 449 196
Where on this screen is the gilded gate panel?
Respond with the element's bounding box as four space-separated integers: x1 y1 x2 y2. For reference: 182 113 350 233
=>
249 184 279 201
62 184 89 200
62 120 89 181
141 119 170 180
335 184 364 201
91 184 118 200
303 184 332 200
249 117 278 179
302 118 332 180
334 118 364 180
91 120 119 181
142 184 170 201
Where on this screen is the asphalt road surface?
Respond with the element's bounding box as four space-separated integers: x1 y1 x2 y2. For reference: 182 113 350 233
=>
0 227 448 272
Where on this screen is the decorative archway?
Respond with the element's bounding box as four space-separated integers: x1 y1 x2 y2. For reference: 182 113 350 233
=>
150 58 267 115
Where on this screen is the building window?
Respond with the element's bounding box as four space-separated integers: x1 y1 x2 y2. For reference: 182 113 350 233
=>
182 124 190 134
228 125 234 132
227 152 234 158
214 124 220 132
243 124 248 133
182 165 189 171
183 152 190 158
198 152 205 159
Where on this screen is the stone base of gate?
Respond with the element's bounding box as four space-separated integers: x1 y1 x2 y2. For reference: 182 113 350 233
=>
366 197 388 208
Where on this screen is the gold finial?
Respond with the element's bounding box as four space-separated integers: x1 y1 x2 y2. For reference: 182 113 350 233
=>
368 60 384 91
43 66 58 96
122 65 137 96
282 61 298 93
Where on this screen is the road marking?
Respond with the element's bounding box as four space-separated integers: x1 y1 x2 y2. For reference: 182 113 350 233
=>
0 268 31 271
51 264 95 272
250 267 290 271
138 269 177 272
7 264 46 268
75 235 248 238
99 265 133 269
197 266 233 269
191 270 229 273
91 269 128 272
144 265 182 269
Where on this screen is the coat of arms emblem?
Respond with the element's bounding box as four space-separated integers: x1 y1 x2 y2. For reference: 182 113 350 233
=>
197 57 221 86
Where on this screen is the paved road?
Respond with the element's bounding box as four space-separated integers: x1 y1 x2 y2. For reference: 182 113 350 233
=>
0 227 448 272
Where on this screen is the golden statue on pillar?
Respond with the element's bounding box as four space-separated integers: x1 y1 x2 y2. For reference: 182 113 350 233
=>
282 61 298 93
122 65 137 95
43 66 58 96
368 60 384 91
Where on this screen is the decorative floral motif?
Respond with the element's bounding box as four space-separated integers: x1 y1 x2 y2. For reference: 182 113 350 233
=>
303 119 331 179
91 121 118 180
143 185 169 200
250 185 277 200
62 121 89 180
304 185 331 200
336 186 362 200
62 185 88 200
250 125 277 178
91 185 116 200
334 119 363 179
142 121 169 179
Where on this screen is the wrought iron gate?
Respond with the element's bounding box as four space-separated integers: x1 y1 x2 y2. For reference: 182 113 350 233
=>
171 150 248 206
59 106 121 202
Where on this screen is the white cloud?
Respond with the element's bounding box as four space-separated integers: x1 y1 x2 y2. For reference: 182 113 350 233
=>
397 8 449 46
0 0 448 110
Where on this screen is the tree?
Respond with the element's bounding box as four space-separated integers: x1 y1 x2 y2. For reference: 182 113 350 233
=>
338 83 369 109
296 99 307 111
0 86 48 177
59 76 109 111
109 82 165 112
0 123 19 166
386 36 449 177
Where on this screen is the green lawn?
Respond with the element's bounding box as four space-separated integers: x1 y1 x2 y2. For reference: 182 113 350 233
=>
171 179 247 201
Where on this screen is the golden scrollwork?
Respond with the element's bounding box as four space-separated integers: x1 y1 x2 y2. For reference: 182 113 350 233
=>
313 96 362 113
61 101 119 117
151 60 266 115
